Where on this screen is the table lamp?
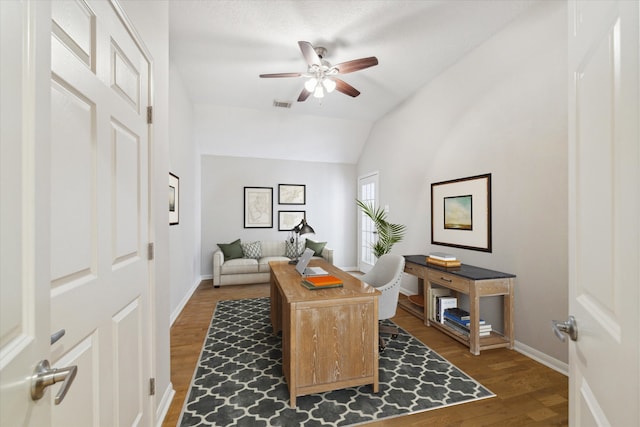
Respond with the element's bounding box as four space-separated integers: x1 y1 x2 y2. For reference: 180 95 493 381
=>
289 219 315 264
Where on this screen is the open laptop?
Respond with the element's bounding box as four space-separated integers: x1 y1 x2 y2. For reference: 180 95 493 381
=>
295 248 329 277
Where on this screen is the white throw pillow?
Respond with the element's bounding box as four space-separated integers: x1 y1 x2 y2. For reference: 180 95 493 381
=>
284 240 304 258
241 241 261 259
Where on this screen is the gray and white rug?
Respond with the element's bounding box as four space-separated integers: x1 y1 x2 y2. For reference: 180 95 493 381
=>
179 297 494 426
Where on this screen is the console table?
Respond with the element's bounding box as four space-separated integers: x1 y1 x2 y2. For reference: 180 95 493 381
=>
401 255 515 355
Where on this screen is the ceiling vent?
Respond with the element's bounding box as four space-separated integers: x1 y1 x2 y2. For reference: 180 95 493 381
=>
272 100 292 109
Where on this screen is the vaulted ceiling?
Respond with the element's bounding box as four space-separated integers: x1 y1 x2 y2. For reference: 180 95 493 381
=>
169 0 534 162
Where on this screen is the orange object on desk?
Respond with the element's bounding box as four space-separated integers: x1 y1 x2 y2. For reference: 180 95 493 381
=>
304 275 343 286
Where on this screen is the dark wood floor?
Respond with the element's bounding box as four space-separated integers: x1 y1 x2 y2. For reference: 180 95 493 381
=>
162 280 568 426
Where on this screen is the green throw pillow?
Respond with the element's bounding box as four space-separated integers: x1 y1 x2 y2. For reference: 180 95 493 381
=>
217 239 243 261
305 240 327 256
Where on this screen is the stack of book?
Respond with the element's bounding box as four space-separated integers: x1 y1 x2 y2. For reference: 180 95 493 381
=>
429 288 452 322
301 275 343 290
437 296 457 323
426 252 461 268
443 307 492 337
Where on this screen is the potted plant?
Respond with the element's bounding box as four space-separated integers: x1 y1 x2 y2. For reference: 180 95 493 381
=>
356 199 407 258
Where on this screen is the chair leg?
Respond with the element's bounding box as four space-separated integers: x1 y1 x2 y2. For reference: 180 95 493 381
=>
378 323 399 352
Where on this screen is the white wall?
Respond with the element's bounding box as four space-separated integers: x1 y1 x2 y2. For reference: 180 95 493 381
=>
168 63 201 322
358 1 569 364
200 155 358 275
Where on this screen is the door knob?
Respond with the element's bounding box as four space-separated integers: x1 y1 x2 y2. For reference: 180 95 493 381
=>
552 315 578 342
31 359 78 404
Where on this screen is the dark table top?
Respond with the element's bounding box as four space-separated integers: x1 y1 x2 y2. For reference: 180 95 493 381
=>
404 255 516 280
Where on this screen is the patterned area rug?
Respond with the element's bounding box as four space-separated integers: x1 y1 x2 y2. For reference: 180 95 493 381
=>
178 297 494 426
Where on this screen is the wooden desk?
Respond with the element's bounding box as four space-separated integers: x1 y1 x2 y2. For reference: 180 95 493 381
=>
401 255 515 355
269 259 380 407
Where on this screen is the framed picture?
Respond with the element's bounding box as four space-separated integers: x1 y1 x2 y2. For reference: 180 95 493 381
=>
169 172 179 226
244 187 273 228
278 184 305 205
431 173 491 252
278 210 305 231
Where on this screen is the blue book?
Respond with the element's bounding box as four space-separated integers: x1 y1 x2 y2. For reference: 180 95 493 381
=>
444 309 486 326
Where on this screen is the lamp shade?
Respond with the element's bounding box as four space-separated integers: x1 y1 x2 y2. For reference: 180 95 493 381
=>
293 219 315 235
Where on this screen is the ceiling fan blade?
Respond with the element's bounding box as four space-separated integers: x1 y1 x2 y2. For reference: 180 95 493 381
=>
259 72 302 78
334 78 360 97
298 41 321 67
333 57 379 74
297 88 311 102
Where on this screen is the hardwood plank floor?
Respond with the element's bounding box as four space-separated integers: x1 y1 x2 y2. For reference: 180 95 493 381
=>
162 280 568 426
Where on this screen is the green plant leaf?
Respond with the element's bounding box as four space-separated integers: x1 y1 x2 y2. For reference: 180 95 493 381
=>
356 199 406 257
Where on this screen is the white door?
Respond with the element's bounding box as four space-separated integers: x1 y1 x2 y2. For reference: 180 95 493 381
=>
0 1 51 426
1 1 154 426
567 0 639 425
358 172 378 272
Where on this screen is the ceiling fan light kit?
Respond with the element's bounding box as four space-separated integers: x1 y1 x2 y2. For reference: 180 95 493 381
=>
260 41 378 102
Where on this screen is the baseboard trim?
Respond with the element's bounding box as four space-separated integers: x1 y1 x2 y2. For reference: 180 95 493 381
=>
514 341 568 376
170 277 204 326
155 382 175 427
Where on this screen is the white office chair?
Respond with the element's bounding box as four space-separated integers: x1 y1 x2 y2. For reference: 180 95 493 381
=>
359 254 406 351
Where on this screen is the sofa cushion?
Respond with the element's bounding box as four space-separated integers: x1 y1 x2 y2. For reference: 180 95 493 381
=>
260 240 286 257
258 256 291 273
220 258 259 275
217 239 243 261
241 241 261 259
305 240 327 256
285 240 305 258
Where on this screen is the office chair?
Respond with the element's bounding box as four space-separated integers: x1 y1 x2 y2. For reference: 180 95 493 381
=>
359 254 405 351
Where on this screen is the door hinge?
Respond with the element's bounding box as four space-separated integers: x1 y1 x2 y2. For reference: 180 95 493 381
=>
148 242 154 260
147 106 153 124
149 378 155 396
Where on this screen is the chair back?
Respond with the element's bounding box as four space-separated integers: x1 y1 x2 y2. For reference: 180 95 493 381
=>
361 254 405 320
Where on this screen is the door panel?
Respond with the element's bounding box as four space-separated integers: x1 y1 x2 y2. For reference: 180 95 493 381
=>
49 1 150 426
0 1 50 425
568 0 639 425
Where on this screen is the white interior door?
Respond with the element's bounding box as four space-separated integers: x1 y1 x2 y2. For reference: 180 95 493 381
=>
1 1 51 425
567 0 639 425
49 1 152 426
1 1 153 426
358 172 378 272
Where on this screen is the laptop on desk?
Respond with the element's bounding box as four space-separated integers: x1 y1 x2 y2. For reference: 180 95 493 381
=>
295 248 329 277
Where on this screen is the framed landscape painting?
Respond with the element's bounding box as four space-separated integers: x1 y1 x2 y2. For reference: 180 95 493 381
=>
431 173 492 252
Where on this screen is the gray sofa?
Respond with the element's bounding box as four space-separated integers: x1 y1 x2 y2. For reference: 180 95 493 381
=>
212 240 333 287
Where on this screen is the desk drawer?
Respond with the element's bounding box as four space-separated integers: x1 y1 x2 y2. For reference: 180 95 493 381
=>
404 262 428 278
427 270 470 293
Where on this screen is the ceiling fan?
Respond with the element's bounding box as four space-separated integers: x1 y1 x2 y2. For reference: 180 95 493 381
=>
259 41 379 102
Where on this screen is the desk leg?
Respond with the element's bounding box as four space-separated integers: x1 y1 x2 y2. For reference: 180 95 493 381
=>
270 273 282 335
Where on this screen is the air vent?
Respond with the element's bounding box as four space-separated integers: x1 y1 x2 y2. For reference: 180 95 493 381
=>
273 100 292 109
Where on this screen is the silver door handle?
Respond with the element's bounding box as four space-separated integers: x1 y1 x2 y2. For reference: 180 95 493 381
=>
552 315 578 342
31 359 78 404
50 329 66 345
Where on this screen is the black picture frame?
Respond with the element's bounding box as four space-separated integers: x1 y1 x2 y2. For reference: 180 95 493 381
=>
169 172 179 226
278 184 306 205
431 173 492 252
278 210 306 231
244 187 273 228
